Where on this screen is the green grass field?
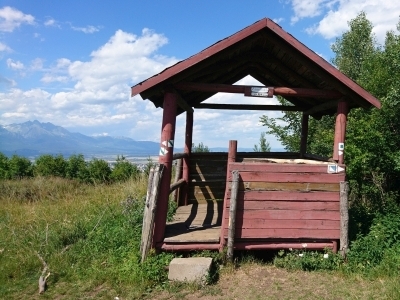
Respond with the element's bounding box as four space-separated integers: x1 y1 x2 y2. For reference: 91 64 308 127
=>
1 176 399 299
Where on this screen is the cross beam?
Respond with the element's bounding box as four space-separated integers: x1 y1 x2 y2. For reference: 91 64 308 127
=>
174 82 343 99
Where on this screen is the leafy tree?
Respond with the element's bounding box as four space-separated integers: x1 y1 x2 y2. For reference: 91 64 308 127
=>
87 158 111 184
0 153 9 179
192 142 210 153
8 154 33 179
110 155 140 182
253 132 271 152
34 154 67 177
66 154 89 181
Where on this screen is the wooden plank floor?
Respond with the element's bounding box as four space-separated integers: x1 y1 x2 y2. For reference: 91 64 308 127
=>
164 202 223 243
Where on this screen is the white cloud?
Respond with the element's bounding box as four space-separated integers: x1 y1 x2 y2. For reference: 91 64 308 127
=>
6 58 24 70
0 6 35 32
44 18 56 27
0 41 11 52
71 25 101 34
291 0 400 42
290 0 333 24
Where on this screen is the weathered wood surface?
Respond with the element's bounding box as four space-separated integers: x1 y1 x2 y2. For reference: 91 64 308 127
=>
226 191 340 201
223 161 342 242
340 181 349 256
227 170 239 260
163 203 222 243
141 164 164 262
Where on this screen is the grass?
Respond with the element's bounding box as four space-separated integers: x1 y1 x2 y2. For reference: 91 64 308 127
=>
1 176 400 299
0 175 173 299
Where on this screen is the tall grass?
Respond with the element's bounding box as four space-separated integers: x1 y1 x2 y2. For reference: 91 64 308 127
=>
0 175 173 299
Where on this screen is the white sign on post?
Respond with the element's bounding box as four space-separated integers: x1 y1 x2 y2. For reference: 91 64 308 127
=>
251 87 269 97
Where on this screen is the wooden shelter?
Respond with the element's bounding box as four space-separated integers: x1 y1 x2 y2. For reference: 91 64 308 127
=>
132 18 381 257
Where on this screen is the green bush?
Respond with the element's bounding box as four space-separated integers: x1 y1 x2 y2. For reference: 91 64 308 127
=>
0 153 9 179
347 211 400 272
66 154 89 181
87 158 111 184
8 154 33 179
34 154 67 177
110 155 140 182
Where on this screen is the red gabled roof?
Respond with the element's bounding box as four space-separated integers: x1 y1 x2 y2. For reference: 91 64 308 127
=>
131 18 380 117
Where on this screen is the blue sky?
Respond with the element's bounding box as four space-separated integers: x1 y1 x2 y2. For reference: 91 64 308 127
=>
1 1 399 150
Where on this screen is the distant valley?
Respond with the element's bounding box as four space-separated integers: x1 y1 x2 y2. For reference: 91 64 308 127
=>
0 120 161 159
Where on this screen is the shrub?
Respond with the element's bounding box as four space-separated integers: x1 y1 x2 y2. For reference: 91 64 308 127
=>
0 153 9 179
34 154 67 177
8 154 33 179
87 158 111 184
111 155 140 182
66 154 89 181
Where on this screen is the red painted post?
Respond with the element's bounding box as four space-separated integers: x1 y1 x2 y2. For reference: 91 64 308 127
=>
300 113 309 158
182 111 193 206
333 100 348 164
153 91 177 247
219 140 237 251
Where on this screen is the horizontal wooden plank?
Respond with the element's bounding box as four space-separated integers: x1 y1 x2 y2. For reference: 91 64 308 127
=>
226 191 340 201
225 200 340 211
189 165 226 173
228 172 344 183
224 228 340 239
223 219 339 230
230 182 340 192
228 162 345 173
224 209 340 220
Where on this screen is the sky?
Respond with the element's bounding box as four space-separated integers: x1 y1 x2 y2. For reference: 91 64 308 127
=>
1 1 399 150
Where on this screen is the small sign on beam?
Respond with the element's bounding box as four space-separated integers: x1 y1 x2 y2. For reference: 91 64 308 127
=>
244 86 274 98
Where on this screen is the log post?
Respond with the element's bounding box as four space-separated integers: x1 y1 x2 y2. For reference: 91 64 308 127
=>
152 91 177 247
333 100 348 164
141 164 164 262
220 140 237 251
227 170 239 261
171 158 182 204
299 113 309 158
182 111 193 206
340 181 349 256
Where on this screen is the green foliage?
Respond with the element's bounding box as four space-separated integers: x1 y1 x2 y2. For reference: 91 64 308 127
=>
66 154 89 181
7 154 33 179
110 155 140 182
87 158 112 184
0 153 9 179
253 132 271 152
347 210 400 273
274 249 343 271
34 154 67 177
192 142 210 153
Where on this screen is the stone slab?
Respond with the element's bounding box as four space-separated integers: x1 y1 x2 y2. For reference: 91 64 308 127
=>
168 257 213 283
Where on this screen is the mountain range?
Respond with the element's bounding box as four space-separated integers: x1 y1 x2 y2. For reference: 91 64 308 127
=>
0 120 160 157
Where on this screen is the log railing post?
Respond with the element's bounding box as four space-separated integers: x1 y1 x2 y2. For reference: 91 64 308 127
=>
182 111 193 206
333 100 348 164
300 113 309 158
220 140 237 251
227 170 239 261
140 164 164 262
340 181 349 256
171 158 183 204
153 91 177 247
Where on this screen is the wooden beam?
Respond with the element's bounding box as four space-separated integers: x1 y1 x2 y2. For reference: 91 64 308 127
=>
169 88 193 112
304 99 339 115
300 113 309 158
227 170 239 261
153 92 177 247
340 181 349 256
333 100 348 164
194 103 301 111
174 82 343 99
182 111 193 206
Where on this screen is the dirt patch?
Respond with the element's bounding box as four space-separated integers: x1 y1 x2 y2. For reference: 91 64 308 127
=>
153 264 395 300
